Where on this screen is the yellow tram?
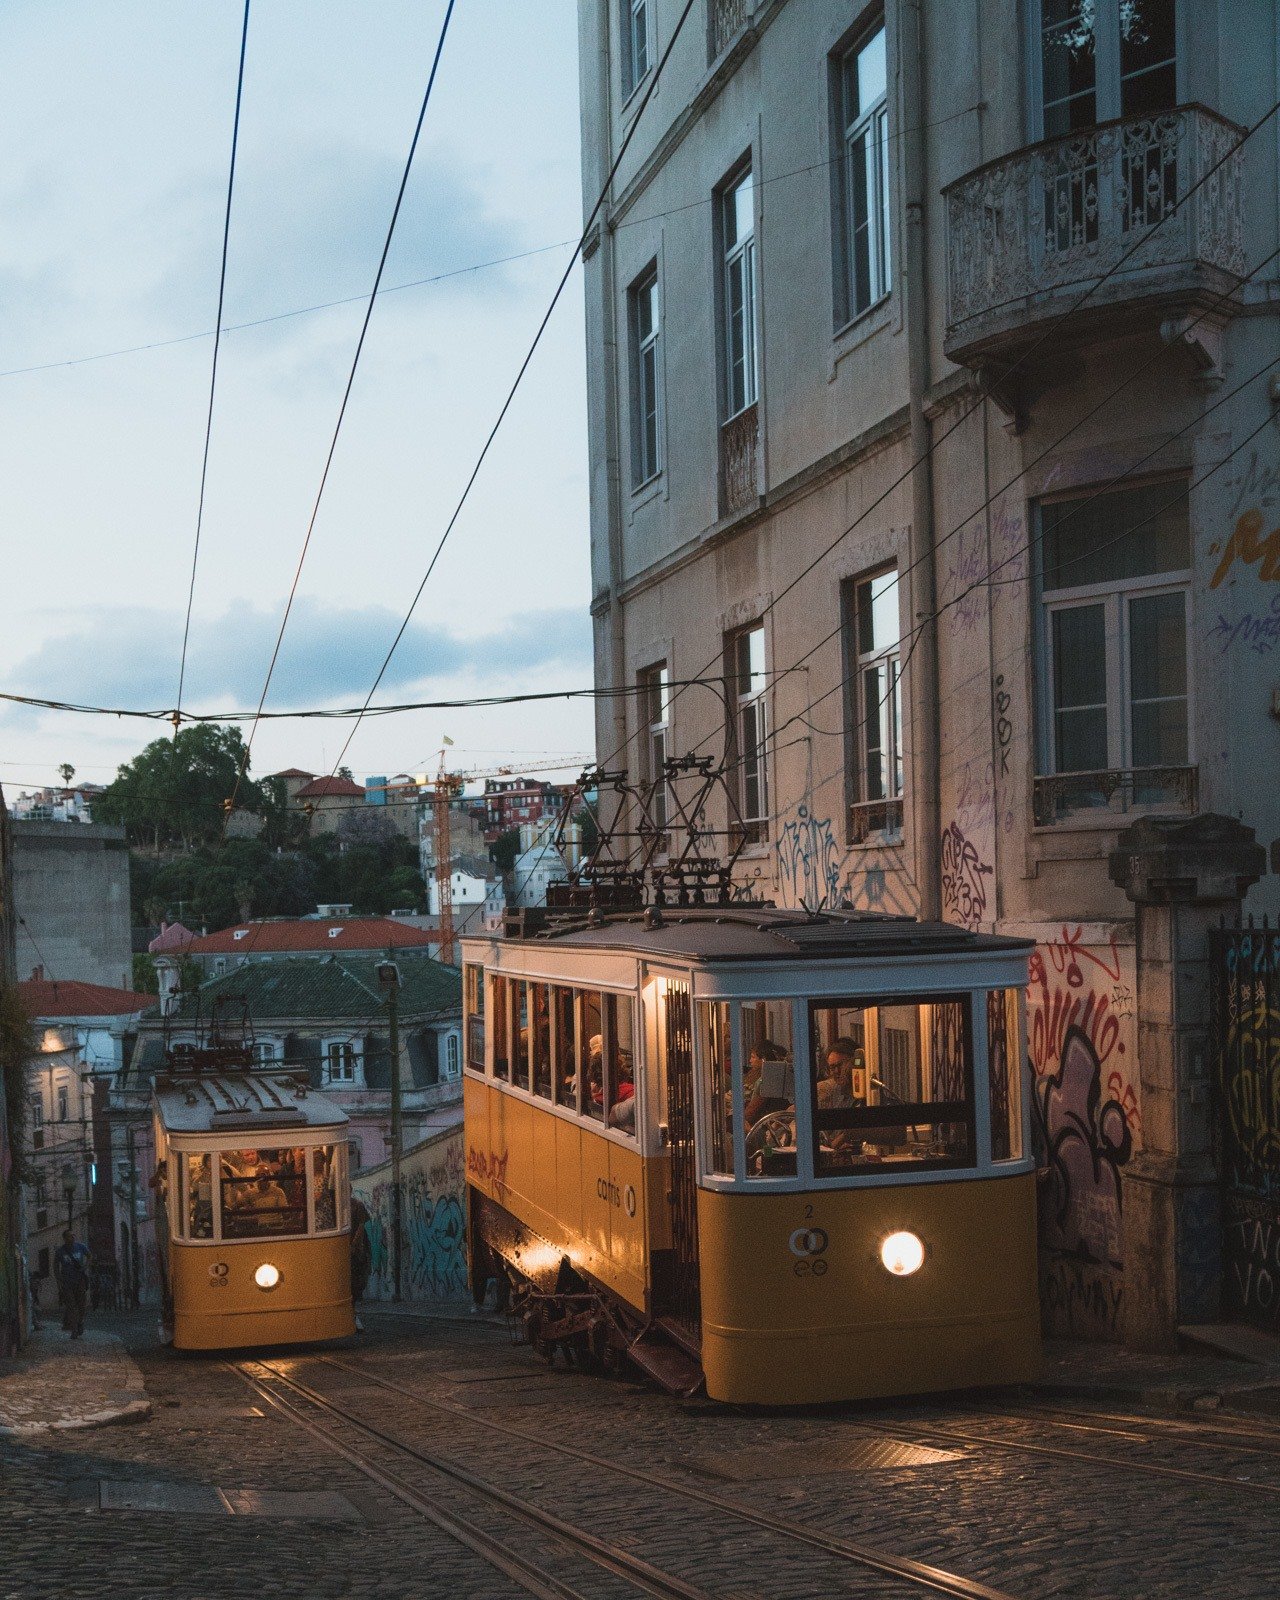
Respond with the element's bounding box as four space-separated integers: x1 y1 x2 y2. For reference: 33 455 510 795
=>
153 1067 355 1350
463 907 1040 1405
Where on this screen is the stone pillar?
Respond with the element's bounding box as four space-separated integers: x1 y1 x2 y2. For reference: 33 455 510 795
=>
1109 815 1265 1351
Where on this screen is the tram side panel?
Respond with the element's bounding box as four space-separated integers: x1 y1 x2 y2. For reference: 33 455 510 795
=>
696 1172 1040 1405
465 1076 651 1315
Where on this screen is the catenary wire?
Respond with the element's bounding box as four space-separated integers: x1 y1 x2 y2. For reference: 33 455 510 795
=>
321 0 703 782
175 0 252 724
222 0 459 827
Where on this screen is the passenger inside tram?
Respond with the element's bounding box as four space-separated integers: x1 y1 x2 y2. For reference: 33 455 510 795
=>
741 1001 797 1176
220 1146 308 1237
314 1146 338 1231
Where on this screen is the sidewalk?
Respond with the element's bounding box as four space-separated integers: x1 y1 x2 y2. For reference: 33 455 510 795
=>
0 1327 151 1439
1026 1330 1280 1415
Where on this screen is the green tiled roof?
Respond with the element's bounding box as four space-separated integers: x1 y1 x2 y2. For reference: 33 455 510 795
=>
150 953 460 1027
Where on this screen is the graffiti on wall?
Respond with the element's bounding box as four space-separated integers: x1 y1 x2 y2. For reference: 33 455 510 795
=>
1029 927 1139 1339
940 819 992 930
945 504 1027 638
1207 593 1280 657
360 1132 467 1301
776 806 843 912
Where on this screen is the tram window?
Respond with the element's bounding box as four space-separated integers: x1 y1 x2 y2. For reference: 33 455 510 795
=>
529 984 552 1098
492 975 510 1081
220 1147 309 1239
552 986 578 1110
582 991 605 1122
700 1002 733 1177
987 988 1023 1161
465 964 485 1071
186 1153 213 1239
810 997 974 1176
313 1144 339 1232
742 1000 796 1178
605 994 636 1136
512 984 532 1091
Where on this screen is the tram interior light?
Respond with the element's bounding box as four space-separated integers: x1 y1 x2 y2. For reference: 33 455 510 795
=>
880 1231 925 1276
254 1263 281 1291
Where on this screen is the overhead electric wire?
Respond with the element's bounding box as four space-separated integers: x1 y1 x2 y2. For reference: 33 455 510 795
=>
322 0 702 783
175 0 252 725
223 0 458 825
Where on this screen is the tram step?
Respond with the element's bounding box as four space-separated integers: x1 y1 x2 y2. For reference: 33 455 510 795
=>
627 1329 704 1397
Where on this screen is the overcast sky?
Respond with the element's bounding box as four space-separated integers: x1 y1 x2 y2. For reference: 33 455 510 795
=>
0 0 595 795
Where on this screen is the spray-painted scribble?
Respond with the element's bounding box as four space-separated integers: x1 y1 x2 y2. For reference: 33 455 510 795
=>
1206 593 1280 656
993 674 1013 777
940 820 993 930
776 805 843 912
355 1128 467 1301
1208 507 1280 589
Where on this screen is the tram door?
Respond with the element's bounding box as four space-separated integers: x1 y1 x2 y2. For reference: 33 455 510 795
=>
660 978 701 1333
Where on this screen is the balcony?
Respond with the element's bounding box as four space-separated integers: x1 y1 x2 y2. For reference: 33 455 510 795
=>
718 403 759 519
944 107 1245 373
708 0 749 63
1032 765 1199 828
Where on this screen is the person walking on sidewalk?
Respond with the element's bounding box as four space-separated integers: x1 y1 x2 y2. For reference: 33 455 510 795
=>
55 1230 91 1339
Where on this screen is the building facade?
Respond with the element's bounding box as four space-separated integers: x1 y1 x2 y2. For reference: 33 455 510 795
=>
578 0 1279 1340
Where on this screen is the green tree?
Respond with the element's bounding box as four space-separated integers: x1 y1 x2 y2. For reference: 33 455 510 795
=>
132 954 201 995
490 828 520 873
96 724 260 849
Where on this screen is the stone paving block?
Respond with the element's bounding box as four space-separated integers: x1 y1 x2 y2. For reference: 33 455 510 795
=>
0 1329 150 1437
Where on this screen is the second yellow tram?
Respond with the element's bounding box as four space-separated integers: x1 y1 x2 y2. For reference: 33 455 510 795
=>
463 907 1040 1405
153 1068 355 1351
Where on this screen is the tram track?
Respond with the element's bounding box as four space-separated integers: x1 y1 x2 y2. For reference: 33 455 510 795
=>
985 1400 1280 1462
230 1358 714 1600
303 1352 1019 1600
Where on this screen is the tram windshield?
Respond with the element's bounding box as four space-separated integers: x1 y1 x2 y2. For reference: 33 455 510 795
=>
220 1147 308 1239
810 997 973 1174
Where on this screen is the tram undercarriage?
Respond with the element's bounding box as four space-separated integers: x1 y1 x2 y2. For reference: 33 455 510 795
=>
470 1189 704 1397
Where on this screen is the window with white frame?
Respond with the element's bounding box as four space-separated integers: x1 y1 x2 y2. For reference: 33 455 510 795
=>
721 167 758 419
728 623 769 844
445 1032 460 1077
1035 0 1177 137
252 1038 280 1068
629 264 662 487
57 1085 69 1122
30 1094 42 1129
835 19 891 324
845 567 903 838
638 662 670 839
1037 477 1193 812
323 1038 362 1087
621 0 650 98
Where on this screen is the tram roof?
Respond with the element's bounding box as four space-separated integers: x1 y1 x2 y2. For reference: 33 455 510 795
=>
153 1071 349 1135
483 907 1034 965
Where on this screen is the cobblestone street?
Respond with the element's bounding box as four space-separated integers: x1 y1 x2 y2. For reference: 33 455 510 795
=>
3 1308 1280 1599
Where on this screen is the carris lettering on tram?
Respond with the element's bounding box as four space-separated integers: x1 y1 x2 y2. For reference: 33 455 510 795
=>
597 1178 638 1217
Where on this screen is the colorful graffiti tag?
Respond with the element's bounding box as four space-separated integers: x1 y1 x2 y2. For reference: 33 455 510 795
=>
1028 927 1139 1339
775 806 843 911
359 1132 468 1301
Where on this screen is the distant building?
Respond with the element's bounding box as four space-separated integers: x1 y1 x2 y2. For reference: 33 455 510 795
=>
18 977 149 1307
291 773 366 836
508 819 569 910
153 913 440 983
482 778 569 844
10 820 133 990
9 784 103 824
0 785 21 1353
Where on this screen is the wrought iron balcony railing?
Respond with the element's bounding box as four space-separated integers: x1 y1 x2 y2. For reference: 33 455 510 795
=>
719 403 758 519
848 797 904 845
1032 765 1199 827
944 106 1245 364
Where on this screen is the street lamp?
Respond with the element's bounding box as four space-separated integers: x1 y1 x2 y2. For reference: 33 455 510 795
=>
376 958 403 1303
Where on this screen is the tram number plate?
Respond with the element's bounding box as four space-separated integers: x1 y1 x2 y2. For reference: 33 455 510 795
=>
209 1262 230 1288
789 1227 829 1277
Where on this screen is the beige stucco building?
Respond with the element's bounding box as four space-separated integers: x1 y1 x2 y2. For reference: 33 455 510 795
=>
578 0 1279 1339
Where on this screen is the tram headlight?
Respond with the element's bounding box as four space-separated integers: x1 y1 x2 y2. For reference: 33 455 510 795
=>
254 1262 281 1292
880 1231 925 1277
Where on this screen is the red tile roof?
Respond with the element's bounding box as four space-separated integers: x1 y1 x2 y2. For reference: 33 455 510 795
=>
293 775 365 800
272 767 315 779
149 921 197 953
182 917 438 954
18 979 151 1019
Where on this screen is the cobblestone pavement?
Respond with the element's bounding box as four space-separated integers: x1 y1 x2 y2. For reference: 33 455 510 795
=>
0 1329 150 1438
3 1307 1280 1599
